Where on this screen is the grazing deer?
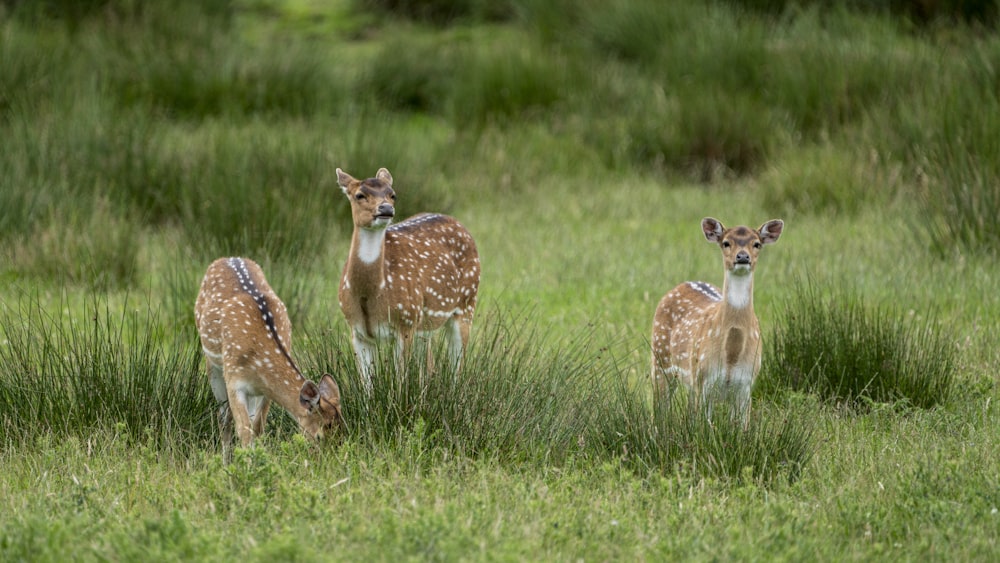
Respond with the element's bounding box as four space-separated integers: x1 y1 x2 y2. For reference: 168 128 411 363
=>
651 217 784 425
336 167 480 393
195 257 343 457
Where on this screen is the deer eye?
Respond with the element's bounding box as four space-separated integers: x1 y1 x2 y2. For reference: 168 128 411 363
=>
355 192 366 200
722 241 731 248
753 241 762 249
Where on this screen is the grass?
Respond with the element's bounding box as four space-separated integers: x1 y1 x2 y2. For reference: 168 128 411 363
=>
0 293 212 447
759 279 957 409
1 0 1000 559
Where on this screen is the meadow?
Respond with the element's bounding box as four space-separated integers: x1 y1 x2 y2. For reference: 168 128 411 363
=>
1 0 999 560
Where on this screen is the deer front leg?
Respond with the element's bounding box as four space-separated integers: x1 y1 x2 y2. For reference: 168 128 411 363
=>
445 315 471 374
730 364 755 429
206 356 235 458
395 329 413 379
250 398 271 438
352 329 377 395
218 401 234 462
227 386 256 447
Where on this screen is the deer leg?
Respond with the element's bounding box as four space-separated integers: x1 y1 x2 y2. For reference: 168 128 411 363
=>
700 377 715 425
727 364 754 429
735 383 752 430
395 329 415 380
250 397 271 438
352 330 376 395
423 334 435 378
227 386 256 447
444 315 469 374
218 401 234 462
206 357 234 459
651 353 674 397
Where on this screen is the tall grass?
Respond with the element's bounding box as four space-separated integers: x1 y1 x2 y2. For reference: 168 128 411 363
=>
301 311 813 485
0 293 812 488
104 26 342 120
306 312 611 465
757 144 901 216
758 280 956 409
593 370 814 486
0 293 212 447
916 53 1000 257
354 0 516 24
360 30 575 128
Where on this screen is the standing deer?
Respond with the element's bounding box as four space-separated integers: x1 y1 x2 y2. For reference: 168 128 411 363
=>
195 257 343 458
651 217 784 425
336 167 480 393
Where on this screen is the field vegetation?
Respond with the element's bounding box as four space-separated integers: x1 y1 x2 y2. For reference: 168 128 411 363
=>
2 0 999 559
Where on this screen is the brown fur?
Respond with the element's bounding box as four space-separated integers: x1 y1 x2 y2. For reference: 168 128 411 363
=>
195 257 343 457
651 217 783 424
337 168 480 391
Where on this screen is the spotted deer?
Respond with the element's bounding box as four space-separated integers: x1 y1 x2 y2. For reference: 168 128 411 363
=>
651 217 784 425
195 257 343 457
336 167 480 393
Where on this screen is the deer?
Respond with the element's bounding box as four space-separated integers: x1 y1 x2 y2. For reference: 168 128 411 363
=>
651 217 784 426
336 167 480 393
195 257 343 459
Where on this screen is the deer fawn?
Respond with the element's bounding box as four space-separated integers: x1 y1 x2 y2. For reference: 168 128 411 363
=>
195 257 343 457
651 217 784 425
336 167 480 392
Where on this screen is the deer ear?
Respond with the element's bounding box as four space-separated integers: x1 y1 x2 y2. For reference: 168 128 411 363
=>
319 374 341 404
702 217 724 243
759 219 784 245
336 168 356 195
299 381 320 410
375 167 393 187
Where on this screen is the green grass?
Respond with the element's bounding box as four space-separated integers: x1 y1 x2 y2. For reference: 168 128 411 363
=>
0 294 212 447
759 279 957 409
2 0 1000 560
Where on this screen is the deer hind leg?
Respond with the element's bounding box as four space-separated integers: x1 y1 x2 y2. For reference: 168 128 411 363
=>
444 315 471 374
650 352 671 396
651 354 690 414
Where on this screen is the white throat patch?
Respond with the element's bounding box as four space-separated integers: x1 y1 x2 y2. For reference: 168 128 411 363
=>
357 228 386 264
726 273 754 309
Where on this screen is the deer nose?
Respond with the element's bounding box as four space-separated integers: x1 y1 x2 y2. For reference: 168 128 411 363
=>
377 203 395 217
736 250 751 264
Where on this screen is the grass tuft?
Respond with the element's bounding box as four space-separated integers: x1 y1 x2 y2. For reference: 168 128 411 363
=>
595 372 813 486
758 279 956 409
307 311 611 466
0 293 213 447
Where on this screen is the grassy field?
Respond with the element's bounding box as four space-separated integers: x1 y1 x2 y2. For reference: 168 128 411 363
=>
2 0 999 560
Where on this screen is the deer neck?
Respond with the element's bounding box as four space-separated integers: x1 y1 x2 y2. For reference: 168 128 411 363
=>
270 377 310 420
720 270 755 320
253 344 313 421
346 226 388 297
708 271 758 368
